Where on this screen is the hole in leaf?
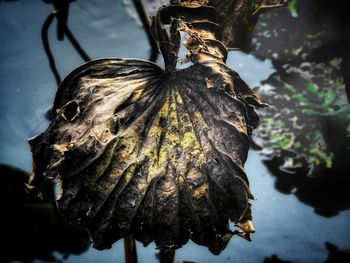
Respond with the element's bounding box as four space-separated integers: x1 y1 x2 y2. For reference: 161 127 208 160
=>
62 101 79 121
214 158 220 165
113 115 128 134
159 117 167 128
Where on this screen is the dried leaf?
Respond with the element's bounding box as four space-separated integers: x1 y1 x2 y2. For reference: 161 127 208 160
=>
207 0 289 48
28 2 264 255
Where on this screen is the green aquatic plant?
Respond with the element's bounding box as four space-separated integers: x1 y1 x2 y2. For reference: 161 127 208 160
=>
329 57 342 70
255 58 348 175
279 80 347 116
287 0 297 18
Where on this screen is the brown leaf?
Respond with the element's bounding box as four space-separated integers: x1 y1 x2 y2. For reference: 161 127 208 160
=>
28 2 264 255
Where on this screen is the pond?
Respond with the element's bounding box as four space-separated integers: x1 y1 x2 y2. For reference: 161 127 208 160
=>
0 1 349 262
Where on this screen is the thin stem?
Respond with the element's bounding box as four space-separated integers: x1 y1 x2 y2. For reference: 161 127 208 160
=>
251 0 289 18
124 236 138 263
42 12 62 86
132 0 159 62
160 248 175 263
63 24 91 62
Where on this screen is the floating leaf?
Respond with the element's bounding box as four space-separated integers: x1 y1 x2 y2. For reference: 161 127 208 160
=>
324 90 336 107
288 0 298 18
306 33 317 39
329 57 342 70
305 82 322 99
302 108 319 116
261 30 272 38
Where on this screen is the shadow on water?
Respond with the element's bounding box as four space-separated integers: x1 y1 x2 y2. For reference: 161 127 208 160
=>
249 0 350 218
263 242 350 263
263 157 350 218
263 255 293 263
324 242 350 263
0 164 90 263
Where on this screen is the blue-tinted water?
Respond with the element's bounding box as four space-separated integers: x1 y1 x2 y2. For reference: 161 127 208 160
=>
1 1 349 263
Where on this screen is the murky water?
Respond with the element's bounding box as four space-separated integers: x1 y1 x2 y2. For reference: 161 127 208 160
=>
1 1 349 263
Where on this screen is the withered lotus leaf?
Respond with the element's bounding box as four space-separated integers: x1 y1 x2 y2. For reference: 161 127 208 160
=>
28 2 264 255
172 0 289 48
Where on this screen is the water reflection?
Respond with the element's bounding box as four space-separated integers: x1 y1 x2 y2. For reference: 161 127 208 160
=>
0 164 90 263
263 255 292 263
250 0 350 202
252 0 349 176
324 242 350 263
263 242 350 263
263 157 350 217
